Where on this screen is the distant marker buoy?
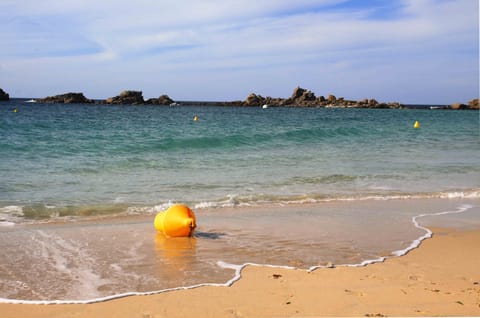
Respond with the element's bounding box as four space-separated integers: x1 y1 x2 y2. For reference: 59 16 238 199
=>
13 108 18 113
154 204 196 237
413 120 420 129
193 115 199 122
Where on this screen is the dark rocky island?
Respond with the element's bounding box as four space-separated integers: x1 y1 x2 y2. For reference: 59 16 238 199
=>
146 94 175 105
104 90 175 105
37 92 93 104
236 86 403 108
0 88 10 101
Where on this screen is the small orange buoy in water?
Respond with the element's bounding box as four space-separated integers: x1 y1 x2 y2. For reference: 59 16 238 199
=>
413 120 420 129
154 204 196 237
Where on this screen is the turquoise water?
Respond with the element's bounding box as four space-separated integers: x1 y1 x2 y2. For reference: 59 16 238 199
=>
0 101 479 302
0 102 479 222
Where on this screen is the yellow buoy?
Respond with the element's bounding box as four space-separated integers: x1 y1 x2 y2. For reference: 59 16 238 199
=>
13 108 18 113
193 115 199 122
413 120 420 129
154 204 196 237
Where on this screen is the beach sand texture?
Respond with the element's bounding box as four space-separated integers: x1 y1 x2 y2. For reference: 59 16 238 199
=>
1 227 479 317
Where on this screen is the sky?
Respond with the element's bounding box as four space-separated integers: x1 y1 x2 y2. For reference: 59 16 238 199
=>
0 0 478 104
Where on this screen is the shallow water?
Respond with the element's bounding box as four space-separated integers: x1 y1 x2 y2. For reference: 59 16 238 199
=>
0 198 478 302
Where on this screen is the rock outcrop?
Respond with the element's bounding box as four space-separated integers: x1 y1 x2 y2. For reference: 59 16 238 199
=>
36 90 177 106
450 103 468 110
146 94 175 105
0 88 10 101
290 87 316 105
449 99 478 110
240 87 403 109
245 93 263 106
467 98 479 110
37 92 93 103
105 90 144 105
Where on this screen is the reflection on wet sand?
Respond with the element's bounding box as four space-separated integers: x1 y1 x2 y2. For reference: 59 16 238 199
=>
155 234 197 261
154 234 198 286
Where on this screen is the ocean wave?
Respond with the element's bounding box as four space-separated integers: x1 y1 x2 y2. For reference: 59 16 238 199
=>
0 205 25 224
1 189 478 225
121 188 480 217
121 124 369 154
191 189 480 209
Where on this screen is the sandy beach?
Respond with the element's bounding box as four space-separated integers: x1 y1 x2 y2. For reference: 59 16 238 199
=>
1 226 478 317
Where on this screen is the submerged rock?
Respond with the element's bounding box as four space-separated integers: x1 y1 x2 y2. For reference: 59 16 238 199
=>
37 92 93 103
0 88 10 101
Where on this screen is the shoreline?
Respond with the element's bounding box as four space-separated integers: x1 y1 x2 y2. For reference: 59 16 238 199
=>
0 227 478 317
0 198 479 317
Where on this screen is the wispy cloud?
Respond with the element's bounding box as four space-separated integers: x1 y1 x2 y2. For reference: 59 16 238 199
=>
0 0 477 103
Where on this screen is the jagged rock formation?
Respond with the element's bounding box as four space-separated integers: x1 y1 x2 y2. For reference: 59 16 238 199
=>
37 92 93 103
467 98 479 110
105 90 144 105
240 86 403 109
105 91 176 105
145 94 175 105
0 88 10 101
450 99 478 110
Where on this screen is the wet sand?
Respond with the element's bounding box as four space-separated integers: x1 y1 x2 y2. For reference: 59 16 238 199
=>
1 226 479 317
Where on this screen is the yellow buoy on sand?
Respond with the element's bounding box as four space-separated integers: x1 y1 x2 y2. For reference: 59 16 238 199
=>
154 204 196 237
413 120 420 129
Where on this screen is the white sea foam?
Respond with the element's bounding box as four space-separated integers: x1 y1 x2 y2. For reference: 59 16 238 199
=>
4 189 477 226
188 189 480 211
113 197 126 203
0 202 476 305
390 204 473 257
126 201 174 215
194 201 223 209
441 191 480 199
0 206 24 214
0 205 24 225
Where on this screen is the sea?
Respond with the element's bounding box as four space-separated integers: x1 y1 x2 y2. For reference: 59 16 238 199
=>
0 100 479 303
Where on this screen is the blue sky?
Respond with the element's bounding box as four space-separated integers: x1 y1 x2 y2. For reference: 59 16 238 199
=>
0 0 478 103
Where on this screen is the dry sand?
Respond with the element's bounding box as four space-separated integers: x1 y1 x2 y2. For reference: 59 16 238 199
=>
1 227 479 317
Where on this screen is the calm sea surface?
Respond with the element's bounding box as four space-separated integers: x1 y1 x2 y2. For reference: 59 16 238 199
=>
0 100 479 302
